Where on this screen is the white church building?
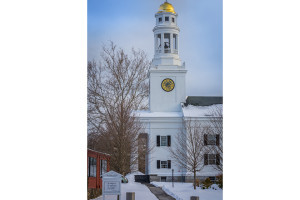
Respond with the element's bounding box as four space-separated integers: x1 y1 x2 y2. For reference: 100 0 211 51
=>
136 1 223 182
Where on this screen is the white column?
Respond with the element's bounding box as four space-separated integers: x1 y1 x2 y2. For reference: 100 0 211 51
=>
161 32 164 53
154 34 157 55
170 33 173 53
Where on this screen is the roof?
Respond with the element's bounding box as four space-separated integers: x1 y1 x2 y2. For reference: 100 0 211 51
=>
134 110 183 118
182 104 222 118
183 96 223 107
88 148 110 156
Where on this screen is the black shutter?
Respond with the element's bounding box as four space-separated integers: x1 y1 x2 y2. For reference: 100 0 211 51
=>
168 160 171 169
157 160 160 169
167 135 171 146
157 135 160 147
216 135 220 146
204 154 208 165
204 134 208 145
216 154 220 165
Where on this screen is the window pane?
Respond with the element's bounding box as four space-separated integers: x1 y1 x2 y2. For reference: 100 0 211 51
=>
165 17 169 21
161 136 167 146
207 135 216 145
161 161 168 168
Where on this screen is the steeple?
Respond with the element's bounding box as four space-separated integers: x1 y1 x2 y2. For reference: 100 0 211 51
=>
149 1 187 112
152 1 181 67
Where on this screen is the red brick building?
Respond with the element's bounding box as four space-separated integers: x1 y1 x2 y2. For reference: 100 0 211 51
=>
87 149 110 189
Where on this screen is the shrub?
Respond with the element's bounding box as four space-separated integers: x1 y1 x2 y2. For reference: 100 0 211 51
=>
202 177 213 189
216 174 223 189
88 188 101 200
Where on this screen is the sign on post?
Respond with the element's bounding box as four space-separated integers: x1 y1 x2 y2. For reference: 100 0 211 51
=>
102 170 122 200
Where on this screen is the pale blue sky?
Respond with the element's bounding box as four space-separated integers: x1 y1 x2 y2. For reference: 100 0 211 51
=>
88 0 223 96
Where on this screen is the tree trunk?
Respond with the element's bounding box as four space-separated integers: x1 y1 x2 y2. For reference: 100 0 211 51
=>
193 170 196 190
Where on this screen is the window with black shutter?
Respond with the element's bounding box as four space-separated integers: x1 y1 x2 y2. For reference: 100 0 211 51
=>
167 160 171 169
157 135 160 147
204 154 221 165
204 134 218 145
157 160 160 169
167 135 171 146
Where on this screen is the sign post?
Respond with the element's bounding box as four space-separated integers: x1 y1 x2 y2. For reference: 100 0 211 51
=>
102 170 122 200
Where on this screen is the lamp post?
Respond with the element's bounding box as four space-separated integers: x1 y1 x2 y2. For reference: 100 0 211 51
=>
172 169 174 188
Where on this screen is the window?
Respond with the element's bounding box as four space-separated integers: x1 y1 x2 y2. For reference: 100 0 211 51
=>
161 161 168 168
157 160 171 169
88 157 96 177
156 135 171 147
172 17 175 23
161 136 167 146
165 16 169 21
161 177 167 182
159 17 162 22
100 159 107 176
204 134 219 145
204 154 220 165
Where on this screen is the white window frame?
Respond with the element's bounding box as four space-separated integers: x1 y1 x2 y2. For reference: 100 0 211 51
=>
207 134 217 145
161 160 168 168
161 136 167 146
208 154 217 165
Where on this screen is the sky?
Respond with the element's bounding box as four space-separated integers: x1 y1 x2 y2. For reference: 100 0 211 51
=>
88 0 223 96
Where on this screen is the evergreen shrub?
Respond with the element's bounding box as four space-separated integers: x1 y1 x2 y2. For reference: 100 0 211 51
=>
216 174 223 189
202 177 213 189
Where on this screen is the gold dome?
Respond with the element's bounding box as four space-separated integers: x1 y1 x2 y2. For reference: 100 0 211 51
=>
157 1 176 14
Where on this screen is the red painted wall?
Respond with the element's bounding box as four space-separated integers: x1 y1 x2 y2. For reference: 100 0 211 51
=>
87 149 110 189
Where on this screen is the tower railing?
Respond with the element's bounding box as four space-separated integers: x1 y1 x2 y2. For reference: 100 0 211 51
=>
155 49 178 54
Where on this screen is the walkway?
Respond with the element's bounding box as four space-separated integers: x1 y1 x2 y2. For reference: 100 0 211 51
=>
143 183 176 200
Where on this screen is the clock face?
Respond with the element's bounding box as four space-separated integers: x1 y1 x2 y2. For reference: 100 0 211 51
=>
161 78 175 92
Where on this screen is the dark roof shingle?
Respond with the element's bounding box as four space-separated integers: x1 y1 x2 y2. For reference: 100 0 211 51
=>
184 96 223 107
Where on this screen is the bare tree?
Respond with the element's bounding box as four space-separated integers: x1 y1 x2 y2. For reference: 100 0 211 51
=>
88 42 150 175
169 119 209 189
205 105 223 172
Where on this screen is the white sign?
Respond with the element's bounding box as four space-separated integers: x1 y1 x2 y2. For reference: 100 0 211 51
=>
104 181 120 194
102 170 122 200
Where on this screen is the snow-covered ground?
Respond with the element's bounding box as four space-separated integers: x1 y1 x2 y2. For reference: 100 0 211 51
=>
92 172 158 200
92 172 222 200
152 182 223 200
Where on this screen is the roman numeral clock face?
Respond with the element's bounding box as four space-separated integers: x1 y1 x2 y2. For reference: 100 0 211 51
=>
161 78 175 92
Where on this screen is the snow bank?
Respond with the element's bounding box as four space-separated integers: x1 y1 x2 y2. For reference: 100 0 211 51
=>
182 104 222 118
151 181 222 200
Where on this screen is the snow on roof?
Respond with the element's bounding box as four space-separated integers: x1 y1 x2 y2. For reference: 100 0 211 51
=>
182 104 223 118
133 110 183 118
87 148 111 156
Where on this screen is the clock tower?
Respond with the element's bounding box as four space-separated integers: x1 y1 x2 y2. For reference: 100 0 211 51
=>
150 1 187 112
